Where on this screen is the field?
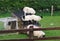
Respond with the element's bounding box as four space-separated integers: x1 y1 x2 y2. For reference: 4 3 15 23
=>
0 13 60 41
40 16 60 41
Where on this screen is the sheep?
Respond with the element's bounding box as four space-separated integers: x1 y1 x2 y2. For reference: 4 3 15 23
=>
23 7 36 15
31 15 42 21
27 24 45 38
23 7 29 15
22 15 32 21
22 15 42 21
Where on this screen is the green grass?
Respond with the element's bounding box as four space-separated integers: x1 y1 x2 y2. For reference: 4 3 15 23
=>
36 11 60 16
0 12 11 18
0 16 60 41
0 22 4 30
0 34 28 40
39 16 60 41
0 12 29 40
0 12 60 41
40 16 60 27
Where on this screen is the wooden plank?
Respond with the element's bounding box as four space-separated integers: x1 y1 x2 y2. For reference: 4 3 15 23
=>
0 27 60 34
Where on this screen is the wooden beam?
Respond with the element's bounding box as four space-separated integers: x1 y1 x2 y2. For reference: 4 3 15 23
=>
0 27 60 34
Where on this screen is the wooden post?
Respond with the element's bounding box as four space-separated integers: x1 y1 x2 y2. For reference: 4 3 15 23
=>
29 26 34 41
16 20 19 29
51 5 54 16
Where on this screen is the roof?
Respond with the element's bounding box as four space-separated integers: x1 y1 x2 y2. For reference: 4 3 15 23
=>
13 10 24 19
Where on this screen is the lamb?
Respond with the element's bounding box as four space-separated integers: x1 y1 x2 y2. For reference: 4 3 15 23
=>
27 24 45 38
22 15 41 21
22 15 32 21
31 15 41 21
23 7 36 15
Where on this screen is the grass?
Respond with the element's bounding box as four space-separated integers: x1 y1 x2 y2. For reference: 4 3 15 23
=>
0 22 4 30
36 11 60 16
0 12 60 41
0 13 29 40
0 16 60 41
40 16 60 27
39 16 60 41
0 34 28 40
0 12 11 18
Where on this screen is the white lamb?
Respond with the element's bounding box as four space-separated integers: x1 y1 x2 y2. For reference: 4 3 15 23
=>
27 24 45 38
31 15 41 21
22 15 41 21
22 15 32 21
23 7 36 15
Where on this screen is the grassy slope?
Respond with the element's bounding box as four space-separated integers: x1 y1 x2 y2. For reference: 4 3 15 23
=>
0 13 28 40
40 16 60 27
0 13 60 41
0 22 4 30
0 34 28 40
39 16 60 41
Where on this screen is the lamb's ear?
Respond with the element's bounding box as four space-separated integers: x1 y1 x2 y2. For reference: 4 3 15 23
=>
40 16 43 18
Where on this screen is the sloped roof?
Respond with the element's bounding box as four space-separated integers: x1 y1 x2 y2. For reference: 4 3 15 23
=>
13 10 24 19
